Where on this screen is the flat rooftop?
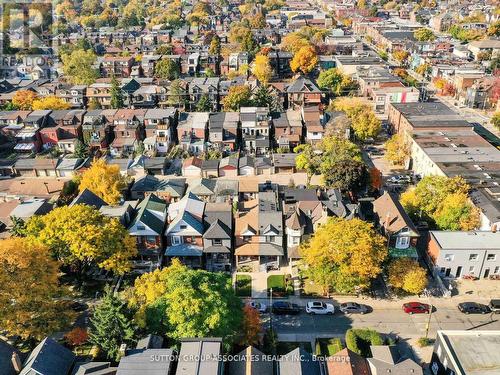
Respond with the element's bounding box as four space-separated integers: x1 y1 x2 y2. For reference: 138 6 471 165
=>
430 231 500 250
437 330 500 375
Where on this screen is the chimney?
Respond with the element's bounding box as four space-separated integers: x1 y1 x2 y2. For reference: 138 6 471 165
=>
11 352 22 374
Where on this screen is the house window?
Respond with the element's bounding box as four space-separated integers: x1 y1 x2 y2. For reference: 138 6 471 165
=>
396 236 410 249
444 254 454 261
494 266 500 274
243 235 251 242
137 225 145 230
180 225 187 230
146 236 156 245
172 236 181 245
469 266 475 274
469 254 478 261
440 267 446 275
213 239 222 246
268 236 275 242
487 254 496 261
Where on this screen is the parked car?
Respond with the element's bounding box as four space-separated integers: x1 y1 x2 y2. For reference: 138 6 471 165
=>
339 302 370 314
458 302 490 314
272 301 301 315
388 175 411 184
305 301 335 315
489 299 500 313
402 302 431 314
246 301 267 313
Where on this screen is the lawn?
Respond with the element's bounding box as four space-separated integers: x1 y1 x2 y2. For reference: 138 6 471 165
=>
316 338 343 356
267 274 293 296
276 341 312 355
235 274 252 297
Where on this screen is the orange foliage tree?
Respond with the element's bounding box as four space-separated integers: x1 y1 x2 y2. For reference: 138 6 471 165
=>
12 90 38 110
65 327 89 347
240 305 262 346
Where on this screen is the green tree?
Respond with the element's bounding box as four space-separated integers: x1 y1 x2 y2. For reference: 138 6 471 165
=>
61 49 99 85
252 85 281 111
317 68 355 96
154 59 179 80
9 216 26 237
222 85 253 111
73 139 88 158
167 79 187 108
110 76 124 109
294 144 320 186
195 94 212 112
89 288 136 361
300 218 387 293
129 259 242 346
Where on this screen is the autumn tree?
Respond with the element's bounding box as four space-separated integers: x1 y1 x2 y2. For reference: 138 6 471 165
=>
400 176 480 231
154 59 180 80
384 133 410 165
89 288 136 361
392 49 410 64
61 49 99 85
492 112 500 131
252 54 272 84
281 33 311 54
300 218 387 293
317 68 356 96
415 63 430 76
129 259 242 346
78 158 127 205
388 258 427 295
290 46 318 74
110 75 124 109
65 327 89 347
350 109 381 141
433 77 447 93
32 96 71 110
414 28 436 41
240 305 261 346
222 85 253 111
24 204 137 275
209 35 221 55
167 79 187 108
294 144 320 185
12 90 37 110
0 238 74 341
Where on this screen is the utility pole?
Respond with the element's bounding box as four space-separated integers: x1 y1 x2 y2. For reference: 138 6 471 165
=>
425 290 433 339
269 288 273 332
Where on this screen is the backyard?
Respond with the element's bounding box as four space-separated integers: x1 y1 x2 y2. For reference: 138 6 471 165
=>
235 274 252 297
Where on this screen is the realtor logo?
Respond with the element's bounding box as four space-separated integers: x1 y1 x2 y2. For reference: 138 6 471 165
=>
0 0 54 55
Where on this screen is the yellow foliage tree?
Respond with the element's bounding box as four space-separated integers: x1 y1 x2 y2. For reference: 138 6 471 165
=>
32 96 71 110
252 54 272 84
351 109 381 141
78 158 127 205
25 205 136 275
300 218 387 293
392 49 410 64
384 133 410 165
12 90 38 110
0 238 74 340
388 258 427 295
281 33 311 54
290 46 318 74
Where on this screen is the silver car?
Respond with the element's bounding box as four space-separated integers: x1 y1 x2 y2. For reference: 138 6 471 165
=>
339 302 370 314
246 301 267 313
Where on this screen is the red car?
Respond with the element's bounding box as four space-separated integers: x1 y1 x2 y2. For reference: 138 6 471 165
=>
402 302 431 315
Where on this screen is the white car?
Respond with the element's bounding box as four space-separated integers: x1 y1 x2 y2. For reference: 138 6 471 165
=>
305 301 335 315
247 301 267 313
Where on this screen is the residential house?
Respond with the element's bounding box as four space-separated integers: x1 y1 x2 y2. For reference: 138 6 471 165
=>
56 158 87 177
201 159 220 178
465 77 498 109
188 77 219 112
175 338 223 375
228 52 249 72
238 156 255 176
165 192 205 268
128 194 167 273
367 345 422 375
229 346 273 375
14 110 51 153
427 231 500 279
219 156 239 177
255 157 273 175
372 192 419 258
0 339 24 375
117 348 174 375
130 175 186 201
208 112 239 152
56 85 86 108
234 192 284 272
177 112 209 155
14 158 60 177
19 338 75 375
82 109 115 149
73 362 116 375
182 157 203 177
273 153 297 174
188 178 217 202
468 39 500 61
326 348 370 375
268 51 293 78
144 108 177 154
279 348 321 375
303 106 324 145
286 76 322 110
101 56 135 78
240 107 271 155
144 157 167 175
110 109 146 156
273 110 302 151
71 188 107 209
86 83 113 109
203 202 233 272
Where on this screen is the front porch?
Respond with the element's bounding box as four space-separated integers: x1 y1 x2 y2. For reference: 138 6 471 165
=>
165 243 203 269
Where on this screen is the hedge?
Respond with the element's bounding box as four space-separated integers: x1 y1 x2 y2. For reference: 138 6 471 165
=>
345 328 383 357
